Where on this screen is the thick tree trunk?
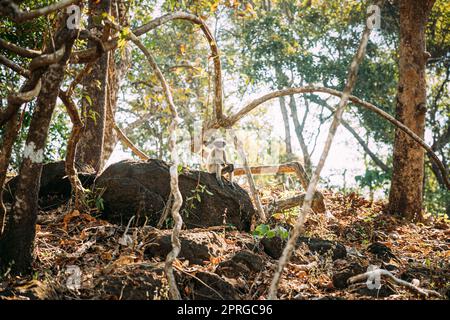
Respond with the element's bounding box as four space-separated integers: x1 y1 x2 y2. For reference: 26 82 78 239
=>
0 26 76 274
388 0 435 221
0 113 20 233
76 0 111 172
77 0 129 169
278 96 292 155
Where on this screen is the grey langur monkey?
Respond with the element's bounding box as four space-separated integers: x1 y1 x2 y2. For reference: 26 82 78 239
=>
206 137 235 188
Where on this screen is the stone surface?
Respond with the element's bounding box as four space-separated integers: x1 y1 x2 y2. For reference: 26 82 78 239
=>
95 159 255 230
3 161 95 209
144 230 226 265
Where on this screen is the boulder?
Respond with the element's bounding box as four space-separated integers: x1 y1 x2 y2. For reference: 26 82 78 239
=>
216 250 265 278
186 271 240 300
95 159 255 231
144 230 226 265
261 236 346 260
3 161 95 209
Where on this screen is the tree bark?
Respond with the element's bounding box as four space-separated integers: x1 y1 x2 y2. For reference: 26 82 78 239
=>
76 0 111 172
388 0 436 221
289 95 312 174
278 96 293 155
0 25 76 274
102 0 130 165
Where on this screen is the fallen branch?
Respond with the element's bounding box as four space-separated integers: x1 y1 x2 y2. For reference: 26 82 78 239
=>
348 269 443 298
233 162 311 190
267 192 326 215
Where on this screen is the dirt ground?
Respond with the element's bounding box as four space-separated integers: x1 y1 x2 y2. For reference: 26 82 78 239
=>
0 190 448 300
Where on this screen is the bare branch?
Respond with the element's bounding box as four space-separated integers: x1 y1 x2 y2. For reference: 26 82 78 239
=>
320 102 390 173
59 91 86 209
0 53 30 77
233 135 266 222
0 0 80 23
111 23 183 299
113 122 150 161
223 86 449 189
0 38 41 58
29 44 66 71
269 3 377 298
74 12 224 123
348 269 443 298
267 192 325 215
8 79 42 104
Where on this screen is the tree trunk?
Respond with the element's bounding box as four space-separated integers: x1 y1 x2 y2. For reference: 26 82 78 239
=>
76 0 112 172
289 95 312 174
0 26 76 274
388 0 435 221
278 96 293 155
102 0 130 165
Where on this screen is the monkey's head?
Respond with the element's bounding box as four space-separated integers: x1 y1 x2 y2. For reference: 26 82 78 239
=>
212 138 227 148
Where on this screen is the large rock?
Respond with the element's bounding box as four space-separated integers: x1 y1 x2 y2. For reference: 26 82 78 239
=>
95 159 255 231
261 236 347 260
144 230 226 265
3 161 95 209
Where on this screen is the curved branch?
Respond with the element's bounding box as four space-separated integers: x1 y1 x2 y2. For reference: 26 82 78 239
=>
320 102 390 173
118 27 183 299
59 91 86 209
348 269 443 298
0 53 30 77
0 38 41 58
0 0 80 23
113 123 150 161
29 44 66 71
225 86 449 189
74 12 224 122
7 79 41 104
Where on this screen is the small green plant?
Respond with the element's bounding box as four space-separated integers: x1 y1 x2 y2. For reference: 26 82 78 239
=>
83 188 105 214
253 224 289 240
181 184 213 217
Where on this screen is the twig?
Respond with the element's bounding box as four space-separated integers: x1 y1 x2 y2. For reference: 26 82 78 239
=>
348 269 443 298
233 134 266 222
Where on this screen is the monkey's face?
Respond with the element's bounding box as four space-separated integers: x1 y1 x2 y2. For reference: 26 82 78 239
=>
213 140 226 148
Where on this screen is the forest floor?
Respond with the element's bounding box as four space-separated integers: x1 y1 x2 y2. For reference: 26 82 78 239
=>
0 190 449 300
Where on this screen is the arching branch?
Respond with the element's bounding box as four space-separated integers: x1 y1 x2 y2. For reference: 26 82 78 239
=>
0 53 30 77
222 86 449 189
0 38 41 58
112 122 150 161
0 0 80 23
320 101 390 173
74 12 224 122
